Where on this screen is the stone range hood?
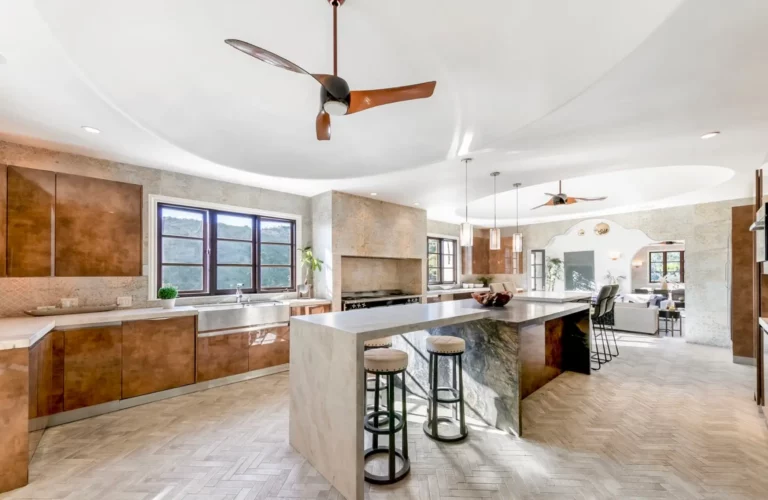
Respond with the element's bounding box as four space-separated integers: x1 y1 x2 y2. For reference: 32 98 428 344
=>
311 191 427 311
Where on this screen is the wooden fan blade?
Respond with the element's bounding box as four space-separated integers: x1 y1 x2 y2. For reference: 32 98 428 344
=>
225 39 310 75
346 81 436 115
570 196 608 202
316 110 331 141
531 199 555 210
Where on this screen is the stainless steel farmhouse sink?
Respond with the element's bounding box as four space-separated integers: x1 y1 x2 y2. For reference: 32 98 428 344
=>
196 300 289 333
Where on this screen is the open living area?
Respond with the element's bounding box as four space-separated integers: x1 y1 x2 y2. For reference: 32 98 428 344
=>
1 1 768 499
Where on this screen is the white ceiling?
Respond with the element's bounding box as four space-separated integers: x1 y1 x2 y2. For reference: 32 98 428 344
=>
1 0 767 226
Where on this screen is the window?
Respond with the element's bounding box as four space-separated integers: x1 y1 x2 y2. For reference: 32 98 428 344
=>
427 237 457 284
158 203 296 296
649 250 684 283
530 249 545 291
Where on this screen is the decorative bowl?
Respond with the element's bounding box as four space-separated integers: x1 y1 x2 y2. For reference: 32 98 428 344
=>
472 291 512 307
473 283 484 288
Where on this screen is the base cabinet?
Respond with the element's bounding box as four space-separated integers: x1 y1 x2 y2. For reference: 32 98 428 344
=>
196 333 249 382
28 331 65 418
248 325 290 371
122 317 196 399
63 325 122 412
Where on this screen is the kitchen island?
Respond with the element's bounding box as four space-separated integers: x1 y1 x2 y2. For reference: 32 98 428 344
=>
289 299 591 500
513 290 594 303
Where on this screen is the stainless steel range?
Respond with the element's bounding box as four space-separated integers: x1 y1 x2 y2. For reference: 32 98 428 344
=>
341 289 422 311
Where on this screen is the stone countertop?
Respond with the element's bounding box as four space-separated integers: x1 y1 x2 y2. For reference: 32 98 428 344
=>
0 297 331 351
512 291 594 303
0 306 199 351
291 299 589 341
426 287 490 296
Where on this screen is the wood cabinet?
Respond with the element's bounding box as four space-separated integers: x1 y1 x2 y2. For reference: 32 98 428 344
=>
196 333 249 382
55 173 142 277
290 303 331 316
0 347 29 493
248 325 290 371
122 316 195 399
63 325 122 411
6 166 55 276
489 237 523 275
28 331 65 418
0 164 6 277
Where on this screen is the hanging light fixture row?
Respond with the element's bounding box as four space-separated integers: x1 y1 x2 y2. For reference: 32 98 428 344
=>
513 182 523 253
489 172 501 250
459 158 473 247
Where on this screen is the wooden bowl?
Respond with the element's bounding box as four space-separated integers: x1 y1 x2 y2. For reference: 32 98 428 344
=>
471 291 512 307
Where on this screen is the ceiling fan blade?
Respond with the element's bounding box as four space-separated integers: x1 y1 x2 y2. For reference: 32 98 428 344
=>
531 199 555 210
346 81 437 115
225 39 312 76
571 196 608 202
316 110 331 141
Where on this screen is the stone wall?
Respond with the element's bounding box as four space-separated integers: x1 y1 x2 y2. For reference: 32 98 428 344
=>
0 140 312 316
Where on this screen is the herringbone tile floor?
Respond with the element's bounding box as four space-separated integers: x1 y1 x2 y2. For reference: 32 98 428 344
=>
4 334 768 499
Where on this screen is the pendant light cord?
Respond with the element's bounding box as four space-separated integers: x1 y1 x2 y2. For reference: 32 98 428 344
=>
493 174 497 229
464 159 469 222
515 183 520 233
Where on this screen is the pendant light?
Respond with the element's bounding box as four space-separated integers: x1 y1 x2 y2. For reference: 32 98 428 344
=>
512 182 523 252
459 158 474 247
489 172 501 250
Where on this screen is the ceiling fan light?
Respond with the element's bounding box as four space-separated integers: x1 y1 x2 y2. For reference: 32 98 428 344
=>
460 222 474 247
489 228 501 250
323 100 349 116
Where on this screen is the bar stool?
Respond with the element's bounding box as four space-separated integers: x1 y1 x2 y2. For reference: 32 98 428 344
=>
363 348 410 485
364 337 393 418
604 284 620 357
591 285 613 370
423 336 468 442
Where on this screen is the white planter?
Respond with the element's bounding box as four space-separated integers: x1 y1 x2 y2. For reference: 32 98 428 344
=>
160 298 176 309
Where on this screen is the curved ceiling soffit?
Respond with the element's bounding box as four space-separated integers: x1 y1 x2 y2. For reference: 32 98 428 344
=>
542 217 655 253
32 0 685 181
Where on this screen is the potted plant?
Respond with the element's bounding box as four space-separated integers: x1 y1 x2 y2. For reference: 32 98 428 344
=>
299 246 323 298
478 276 492 287
157 285 178 309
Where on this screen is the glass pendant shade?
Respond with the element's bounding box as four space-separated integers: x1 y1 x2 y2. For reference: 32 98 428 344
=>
489 228 501 250
512 232 523 253
460 222 474 247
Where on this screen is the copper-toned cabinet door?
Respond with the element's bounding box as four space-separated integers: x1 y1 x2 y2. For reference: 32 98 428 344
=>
0 164 7 277
0 348 29 493
248 325 290 371
196 333 249 382
63 325 122 411
55 173 142 277
34 331 65 417
6 166 55 276
122 316 196 399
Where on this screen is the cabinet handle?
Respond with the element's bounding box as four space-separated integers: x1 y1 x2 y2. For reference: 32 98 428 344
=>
55 321 122 331
148 317 172 321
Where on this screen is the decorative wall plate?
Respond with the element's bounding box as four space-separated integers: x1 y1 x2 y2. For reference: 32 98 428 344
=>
577 229 585 236
594 222 610 235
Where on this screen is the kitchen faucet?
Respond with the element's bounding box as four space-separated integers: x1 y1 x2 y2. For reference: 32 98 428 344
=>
235 283 244 303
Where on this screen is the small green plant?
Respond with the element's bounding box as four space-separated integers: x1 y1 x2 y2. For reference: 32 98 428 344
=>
300 246 324 285
157 285 178 300
478 276 492 287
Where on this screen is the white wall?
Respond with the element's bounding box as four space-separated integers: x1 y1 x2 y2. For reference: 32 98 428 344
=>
543 219 654 294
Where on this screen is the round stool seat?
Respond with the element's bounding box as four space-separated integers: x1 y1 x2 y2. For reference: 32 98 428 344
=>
364 348 408 373
426 336 465 354
364 336 393 348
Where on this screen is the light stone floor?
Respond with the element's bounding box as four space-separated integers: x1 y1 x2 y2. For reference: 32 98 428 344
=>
4 334 768 500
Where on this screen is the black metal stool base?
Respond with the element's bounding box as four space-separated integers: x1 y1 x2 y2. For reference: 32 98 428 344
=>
363 447 411 485
422 417 468 443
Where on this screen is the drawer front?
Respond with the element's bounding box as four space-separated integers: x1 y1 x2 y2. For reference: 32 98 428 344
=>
196 333 249 382
248 325 290 371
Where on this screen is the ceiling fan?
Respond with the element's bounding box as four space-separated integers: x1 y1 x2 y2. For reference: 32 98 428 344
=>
531 180 607 210
225 0 437 141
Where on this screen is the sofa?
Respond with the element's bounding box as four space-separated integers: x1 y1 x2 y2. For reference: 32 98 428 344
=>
612 302 659 335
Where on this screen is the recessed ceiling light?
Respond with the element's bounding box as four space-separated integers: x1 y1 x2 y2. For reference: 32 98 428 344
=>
701 131 720 139
81 126 101 134
370 192 377 196
413 202 420 206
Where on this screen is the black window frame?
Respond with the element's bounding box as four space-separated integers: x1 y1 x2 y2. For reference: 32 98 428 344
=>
648 250 685 284
427 237 457 285
530 249 545 291
157 203 296 297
